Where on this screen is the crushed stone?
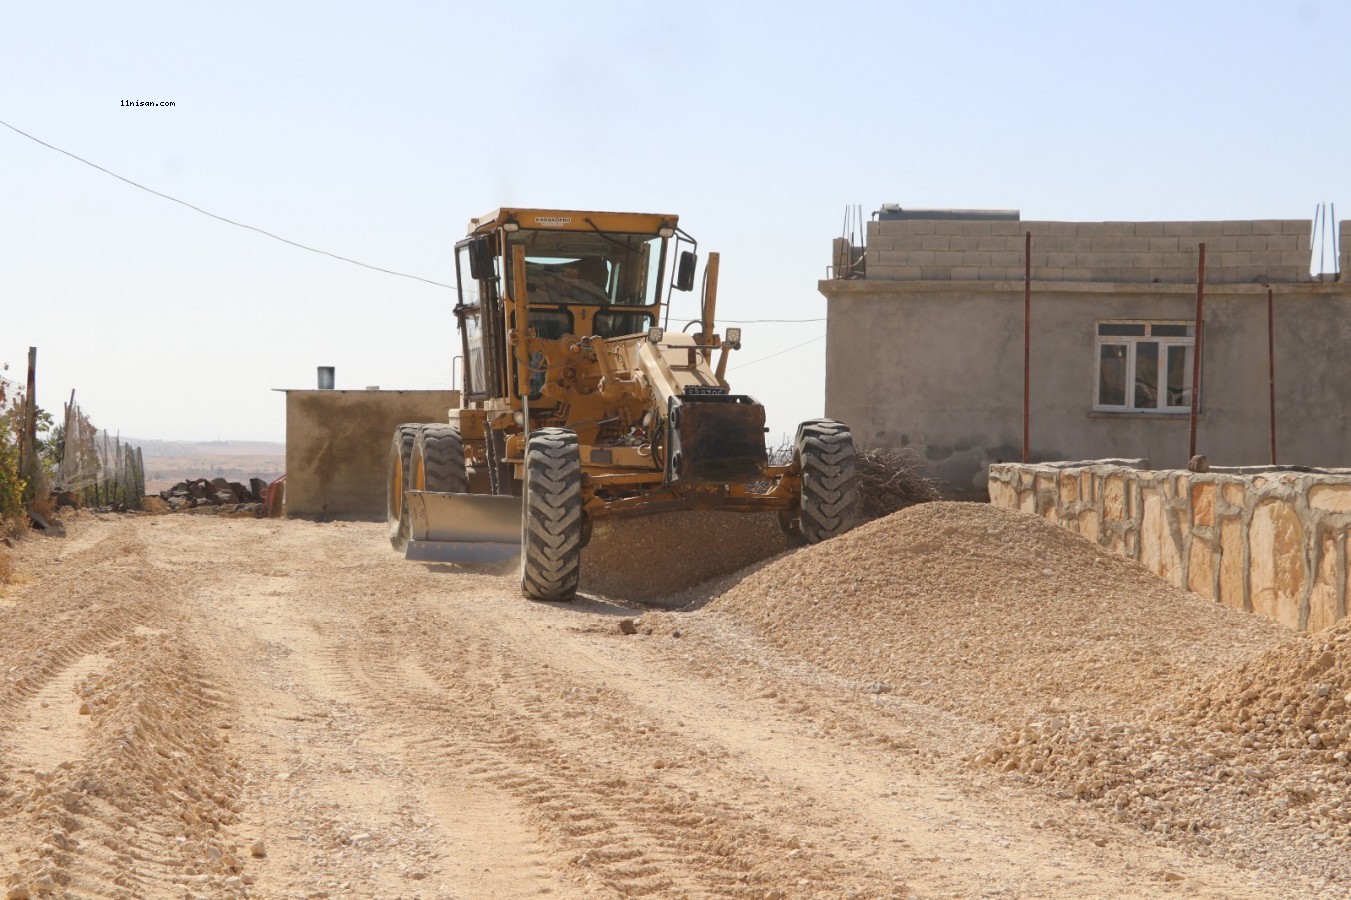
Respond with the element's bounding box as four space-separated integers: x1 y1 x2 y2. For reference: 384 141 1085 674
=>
581 511 787 601
708 501 1284 725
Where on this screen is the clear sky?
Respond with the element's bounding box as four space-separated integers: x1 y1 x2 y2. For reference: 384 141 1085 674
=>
2 1 1346 443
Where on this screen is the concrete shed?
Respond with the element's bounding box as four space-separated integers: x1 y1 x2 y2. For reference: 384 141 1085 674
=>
280 389 459 519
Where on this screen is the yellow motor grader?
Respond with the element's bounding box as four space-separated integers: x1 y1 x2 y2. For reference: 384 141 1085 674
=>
388 208 858 601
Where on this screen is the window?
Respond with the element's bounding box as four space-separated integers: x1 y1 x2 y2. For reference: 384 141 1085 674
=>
455 243 485 398
1094 321 1195 412
507 230 665 307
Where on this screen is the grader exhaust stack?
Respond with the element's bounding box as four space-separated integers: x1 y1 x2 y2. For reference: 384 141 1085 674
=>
386 208 860 600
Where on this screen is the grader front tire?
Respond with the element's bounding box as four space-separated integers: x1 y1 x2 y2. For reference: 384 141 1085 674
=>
795 419 859 544
387 424 419 552
520 428 583 602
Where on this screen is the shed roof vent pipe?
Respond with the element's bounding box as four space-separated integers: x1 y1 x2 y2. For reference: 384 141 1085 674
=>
317 367 335 390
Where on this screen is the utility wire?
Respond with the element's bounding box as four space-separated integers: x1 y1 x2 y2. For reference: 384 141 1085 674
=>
730 334 825 371
716 317 825 324
0 118 453 289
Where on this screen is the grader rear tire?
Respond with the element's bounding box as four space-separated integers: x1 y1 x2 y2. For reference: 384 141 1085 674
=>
520 428 583 602
387 424 419 552
795 418 859 544
411 424 468 493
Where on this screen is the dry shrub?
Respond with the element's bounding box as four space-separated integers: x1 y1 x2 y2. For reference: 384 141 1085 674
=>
854 447 942 523
761 441 939 522
2 512 30 541
0 545 11 584
27 488 55 523
140 496 170 515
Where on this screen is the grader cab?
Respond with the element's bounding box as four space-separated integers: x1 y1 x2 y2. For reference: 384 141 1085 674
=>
388 208 858 601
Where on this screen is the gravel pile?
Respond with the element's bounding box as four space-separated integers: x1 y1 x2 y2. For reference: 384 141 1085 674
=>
699 501 1350 883
1179 617 1351 755
579 444 945 602
708 502 1283 725
978 620 1351 874
581 511 788 601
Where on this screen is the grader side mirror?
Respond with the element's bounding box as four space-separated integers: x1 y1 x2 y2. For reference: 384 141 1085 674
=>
674 251 697 292
468 236 496 281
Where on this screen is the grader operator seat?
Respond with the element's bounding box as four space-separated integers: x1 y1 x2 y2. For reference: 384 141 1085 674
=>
524 256 648 339
525 258 610 306
571 255 608 293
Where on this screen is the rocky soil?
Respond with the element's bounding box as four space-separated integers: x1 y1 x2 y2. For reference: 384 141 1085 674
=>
0 503 1343 897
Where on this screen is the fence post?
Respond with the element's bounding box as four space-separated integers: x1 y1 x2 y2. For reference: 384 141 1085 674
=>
21 347 37 501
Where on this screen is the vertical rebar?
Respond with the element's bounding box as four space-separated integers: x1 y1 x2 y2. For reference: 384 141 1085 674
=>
1320 203 1328 276
1023 231 1031 464
1188 244 1207 460
1333 202 1340 276
1267 286 1277 464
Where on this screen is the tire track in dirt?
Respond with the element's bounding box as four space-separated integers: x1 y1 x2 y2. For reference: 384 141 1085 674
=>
206 527 864 891
329 584 910 898
170 529 579 899
222 517 1327 898
0 519 248 899
9 653 112 774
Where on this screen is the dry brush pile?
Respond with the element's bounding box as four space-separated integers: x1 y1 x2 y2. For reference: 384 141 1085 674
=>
853 447 943 521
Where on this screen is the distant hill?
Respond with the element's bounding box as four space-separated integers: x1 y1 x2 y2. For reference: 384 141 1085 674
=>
128 439 285 458
129 439 286 493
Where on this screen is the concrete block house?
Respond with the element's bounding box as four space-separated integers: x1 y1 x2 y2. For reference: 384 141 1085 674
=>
819 210 1351 498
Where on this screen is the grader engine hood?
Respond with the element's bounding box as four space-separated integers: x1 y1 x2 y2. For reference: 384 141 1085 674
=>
665 393 767 485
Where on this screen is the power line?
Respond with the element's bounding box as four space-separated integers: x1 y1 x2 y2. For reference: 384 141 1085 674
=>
717 317 825 324
730 334 825 371
0 118 453 289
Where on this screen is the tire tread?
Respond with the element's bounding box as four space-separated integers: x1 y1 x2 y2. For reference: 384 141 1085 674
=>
520 428 584 601
795 418 859 543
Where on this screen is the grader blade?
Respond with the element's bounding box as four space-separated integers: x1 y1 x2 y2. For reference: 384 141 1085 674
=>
404 491 522 563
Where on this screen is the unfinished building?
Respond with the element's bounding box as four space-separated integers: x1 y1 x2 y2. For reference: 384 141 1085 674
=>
819 210 1351 498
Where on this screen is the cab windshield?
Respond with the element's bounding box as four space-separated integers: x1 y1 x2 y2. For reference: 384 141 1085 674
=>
507 230 665 307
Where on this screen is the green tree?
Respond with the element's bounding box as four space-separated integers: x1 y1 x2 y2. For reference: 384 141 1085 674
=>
0 367 26 522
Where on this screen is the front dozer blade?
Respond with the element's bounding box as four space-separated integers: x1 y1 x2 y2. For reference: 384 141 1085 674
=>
404 491 522 564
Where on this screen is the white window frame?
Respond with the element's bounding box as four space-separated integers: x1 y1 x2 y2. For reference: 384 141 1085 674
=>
1093 320 1196 413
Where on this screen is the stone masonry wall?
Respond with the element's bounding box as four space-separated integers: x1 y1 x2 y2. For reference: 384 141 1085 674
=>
867 219 1313 284
989 462 1351 632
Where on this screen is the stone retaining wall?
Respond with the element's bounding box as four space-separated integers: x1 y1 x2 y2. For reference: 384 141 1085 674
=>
988 461 1351 632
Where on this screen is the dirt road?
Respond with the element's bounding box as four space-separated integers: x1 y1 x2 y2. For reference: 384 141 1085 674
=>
0 513 1335 898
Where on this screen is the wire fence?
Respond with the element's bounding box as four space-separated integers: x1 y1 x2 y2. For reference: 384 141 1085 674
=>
3 351 147 514
57 395 145 508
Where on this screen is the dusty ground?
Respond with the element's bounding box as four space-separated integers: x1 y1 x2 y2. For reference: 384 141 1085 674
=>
0 508 1342 898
